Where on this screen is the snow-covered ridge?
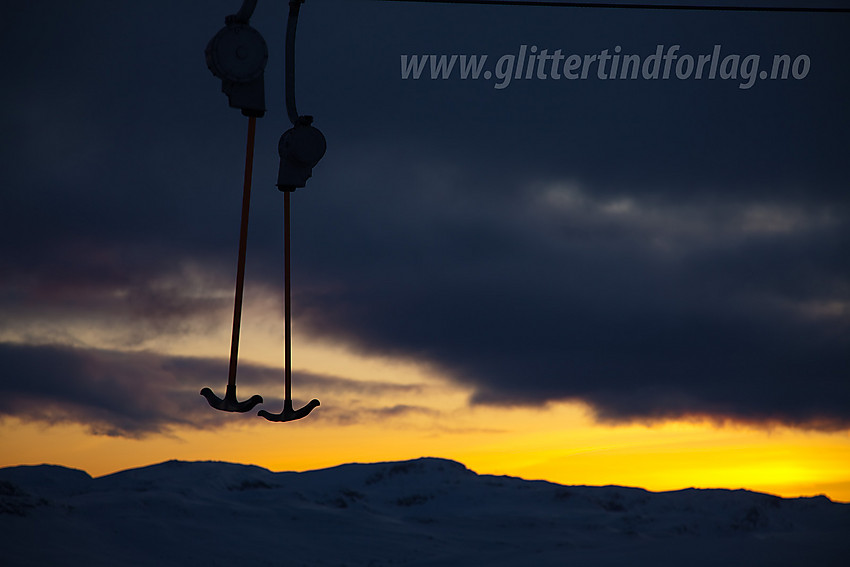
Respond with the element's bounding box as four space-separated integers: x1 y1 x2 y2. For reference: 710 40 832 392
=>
1 457 848 566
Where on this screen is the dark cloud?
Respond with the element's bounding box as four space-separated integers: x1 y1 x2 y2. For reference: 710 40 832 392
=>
0 342 219 437
2 1 848 431
294 169 850 430
0 342 425 436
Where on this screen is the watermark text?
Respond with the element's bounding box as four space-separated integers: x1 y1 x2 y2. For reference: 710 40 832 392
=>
400 45 811 90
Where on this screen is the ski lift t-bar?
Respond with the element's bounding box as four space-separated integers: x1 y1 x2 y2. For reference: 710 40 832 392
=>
200 0 266 413
261 0 324 422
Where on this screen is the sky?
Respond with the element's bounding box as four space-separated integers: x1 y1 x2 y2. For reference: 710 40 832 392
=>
1 0 849 501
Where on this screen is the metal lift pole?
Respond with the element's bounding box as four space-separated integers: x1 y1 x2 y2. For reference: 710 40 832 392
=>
283 188 293 405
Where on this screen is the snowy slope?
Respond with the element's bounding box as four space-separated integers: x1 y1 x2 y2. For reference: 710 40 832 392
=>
1 457 848 566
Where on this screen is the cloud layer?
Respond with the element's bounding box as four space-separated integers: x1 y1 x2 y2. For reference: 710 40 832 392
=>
1 1 848 435
0 342 430 436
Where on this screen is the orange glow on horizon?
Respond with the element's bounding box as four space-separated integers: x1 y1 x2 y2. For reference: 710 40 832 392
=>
3 406 848 503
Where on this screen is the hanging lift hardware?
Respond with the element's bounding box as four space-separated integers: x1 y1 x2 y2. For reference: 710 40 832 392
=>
276 0 327 192
199 113 265 413
200 0 266 413
200 0 323 421
259 0 324 422
204 0 267 118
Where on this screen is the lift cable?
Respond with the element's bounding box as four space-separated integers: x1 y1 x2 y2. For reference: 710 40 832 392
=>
368 0 850 14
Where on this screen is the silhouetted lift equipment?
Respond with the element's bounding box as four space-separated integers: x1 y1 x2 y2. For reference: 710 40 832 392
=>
201 0 324 422
199 0 846 421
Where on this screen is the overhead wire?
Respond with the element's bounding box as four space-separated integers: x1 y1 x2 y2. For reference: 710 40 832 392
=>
366 0 850 14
